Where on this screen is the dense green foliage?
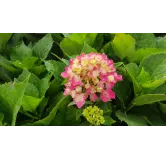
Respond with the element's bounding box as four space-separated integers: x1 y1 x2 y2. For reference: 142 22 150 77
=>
1 33 166 126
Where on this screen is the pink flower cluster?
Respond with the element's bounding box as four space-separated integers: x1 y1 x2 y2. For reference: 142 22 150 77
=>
61 52 122 108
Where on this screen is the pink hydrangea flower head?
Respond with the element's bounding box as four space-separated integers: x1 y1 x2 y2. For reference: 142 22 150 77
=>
61 52 122 108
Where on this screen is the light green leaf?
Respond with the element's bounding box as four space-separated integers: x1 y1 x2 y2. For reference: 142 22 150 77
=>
114 62 123 68
0 74 30 125
80 42 97 54
60 37 82 56
116 111 147 126
22 96 43 113
70 33 97 46
12 57 38 69
33 33 53 59
0 33 12 49
136 67 151 85
111 33 135 60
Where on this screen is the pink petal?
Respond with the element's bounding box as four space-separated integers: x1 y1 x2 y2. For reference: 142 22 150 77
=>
61 71 68 78
74 93 86 108
90 94 98 102
100 89 115 102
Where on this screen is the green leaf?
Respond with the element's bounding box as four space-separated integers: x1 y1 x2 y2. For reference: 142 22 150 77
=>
127 48 166 63
113 78 131 108
136 67 151 85
60 37 82 56
125 63 140 79
114 62 123 68
24 83 39 97
116 111 147 126
62 33 73 38
139 53 166 89
129 104 166 126
0 113 4 126
11 42 33 61
0 74 30 125
33 33 53 59
93 33 104 51
124 63 140 95
30 65 46 76
139 53 166 75
12 57 38 69
25 95 71 126
17 70 50 98
152 83 166 94
132 94 166 106
111 33 135 60
80 42 97 54
156 36 166 49
0 55 17 73
101 41 114 57
22 96 42 113
70 33 97 46
159 102 166 114
0 33 12 49
45 60 65 79
76 109 83 120
103 116 115 126
130 33 156 49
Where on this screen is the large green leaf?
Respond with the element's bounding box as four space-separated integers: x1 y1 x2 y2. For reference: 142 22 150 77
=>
11 42 33 61
132 94 166 106
0 74 30 125
130 33 156 49
17 70 50 98
111 33 135 60
25 94 71 126
33 34 53 59
116 111 147 126
139 53 166 75
127 48 166 63
60 37 82 56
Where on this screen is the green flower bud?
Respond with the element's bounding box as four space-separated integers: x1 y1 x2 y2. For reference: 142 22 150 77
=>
82 105 105 126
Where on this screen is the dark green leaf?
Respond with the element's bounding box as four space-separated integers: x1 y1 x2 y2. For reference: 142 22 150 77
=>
33 34 53 59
